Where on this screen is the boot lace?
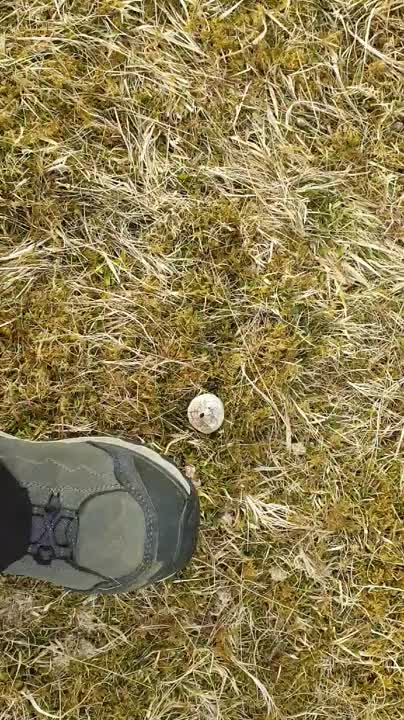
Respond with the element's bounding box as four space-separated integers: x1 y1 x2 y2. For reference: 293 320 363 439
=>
29 493 76 565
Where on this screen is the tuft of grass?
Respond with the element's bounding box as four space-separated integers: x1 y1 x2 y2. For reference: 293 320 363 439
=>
0 0 403 718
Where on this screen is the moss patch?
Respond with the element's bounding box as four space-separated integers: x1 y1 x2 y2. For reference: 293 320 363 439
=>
0 0 403 718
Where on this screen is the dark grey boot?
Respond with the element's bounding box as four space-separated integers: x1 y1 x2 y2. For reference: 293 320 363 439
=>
0 433 199 594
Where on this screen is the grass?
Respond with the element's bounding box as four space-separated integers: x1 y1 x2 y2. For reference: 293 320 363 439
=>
0 0 403 717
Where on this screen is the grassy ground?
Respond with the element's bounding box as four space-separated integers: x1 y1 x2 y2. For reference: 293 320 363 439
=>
0 0 403 718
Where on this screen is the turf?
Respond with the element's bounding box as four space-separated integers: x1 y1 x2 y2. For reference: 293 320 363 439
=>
0 0 403 718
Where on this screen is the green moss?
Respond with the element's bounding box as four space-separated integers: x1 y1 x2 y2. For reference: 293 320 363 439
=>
0 1 403 718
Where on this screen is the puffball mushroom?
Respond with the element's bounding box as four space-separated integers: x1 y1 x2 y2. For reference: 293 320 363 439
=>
187 393 224 434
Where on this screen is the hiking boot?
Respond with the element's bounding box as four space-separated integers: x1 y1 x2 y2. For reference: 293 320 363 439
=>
0 432 199 594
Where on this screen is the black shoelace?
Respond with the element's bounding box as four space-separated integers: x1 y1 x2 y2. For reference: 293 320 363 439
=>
29 493 77 565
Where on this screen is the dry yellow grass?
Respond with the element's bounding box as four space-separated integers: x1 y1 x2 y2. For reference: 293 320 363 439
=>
0 0 403 718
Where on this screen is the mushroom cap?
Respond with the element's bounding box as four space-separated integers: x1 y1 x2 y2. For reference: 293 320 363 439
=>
187 393 224 434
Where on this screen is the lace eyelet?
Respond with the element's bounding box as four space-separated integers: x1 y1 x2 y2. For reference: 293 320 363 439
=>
35 546 55 566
